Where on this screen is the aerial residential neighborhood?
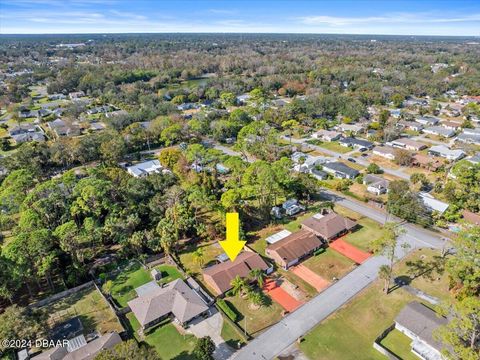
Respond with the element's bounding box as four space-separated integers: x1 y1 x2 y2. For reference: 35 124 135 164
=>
0 1 479 360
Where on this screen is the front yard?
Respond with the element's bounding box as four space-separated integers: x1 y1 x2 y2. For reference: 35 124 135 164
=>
317 141 352 154
302 248 356 282
224 294 284 337
342 217 387 252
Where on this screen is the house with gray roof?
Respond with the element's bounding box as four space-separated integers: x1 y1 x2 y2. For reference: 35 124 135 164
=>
9 124 45 144
455 132 480 145
416 116 440 126
394 301 447 360
419 192 449 214
128 278 209 329
323 162 359 179
363 174 389 195
423 126 455 138
428 145 465 161
339 137 373 150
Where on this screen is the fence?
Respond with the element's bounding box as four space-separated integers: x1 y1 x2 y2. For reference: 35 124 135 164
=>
29 281 94 309
372 324 401 360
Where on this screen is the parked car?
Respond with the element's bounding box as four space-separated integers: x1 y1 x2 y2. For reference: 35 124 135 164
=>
347 158 356 163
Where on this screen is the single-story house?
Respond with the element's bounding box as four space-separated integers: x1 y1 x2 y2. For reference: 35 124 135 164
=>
265 229 292 245
440 121 462 130
48 93 67 100
363 174 389 195
203 251 271 295
336 124 365 135
428 145 465 161
398 121 424 131
423 126 456 138
394 301 447 360
389 109 401 118
128 279 209 329
311 168 328 180
416 116 440 126
372 146 397 160
388 138 427 151
322 161 359 179
127 160 163 177
69 91 85 99
419 192 449 214
47 119 81 137
265 230 322 269
411 154 443 171
462 128 480 136
339 137 373 150
455 133 480 145
89 122 106 132
31 332 122 360
9 124 45 144
462 210 480 225
312 130 342 142
301 211 357 242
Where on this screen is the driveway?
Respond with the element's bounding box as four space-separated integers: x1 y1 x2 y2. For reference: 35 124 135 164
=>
186 308 234 360
290 264 330 292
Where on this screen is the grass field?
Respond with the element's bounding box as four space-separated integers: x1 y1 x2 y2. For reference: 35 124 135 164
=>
393 248 450 301
299 281 416 360
225 294 284 336
317 141 351 154
43 287 123 335
343 217 386 252
179 241 224 276
109 261 151 307
302 248 356 282
380 329 417 360
221 318 246 349
154 264 184 284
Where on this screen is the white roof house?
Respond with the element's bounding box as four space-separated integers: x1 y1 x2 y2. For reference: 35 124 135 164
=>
423 126 455 138
127 160 163 177
419 193 449 214
266 230 293 244
428 145 465 161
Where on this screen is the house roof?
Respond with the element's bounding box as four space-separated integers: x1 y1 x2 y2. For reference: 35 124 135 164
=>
462 210 480 225
424 126 455 137
429 145 465 159
339 137 373 148
203 251 269 294
391 138 427 149
127 160 162 176
419 192 449 213
128 279 208 325
267 229 322 264
373 146 397 156
323 162 359 177
395 302 447 352
363 174 389 189
301 212 357 240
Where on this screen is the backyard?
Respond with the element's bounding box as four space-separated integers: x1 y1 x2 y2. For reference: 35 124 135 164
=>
179 240 224 276
43 286 123 335
109 261 183 307
380 329 418 360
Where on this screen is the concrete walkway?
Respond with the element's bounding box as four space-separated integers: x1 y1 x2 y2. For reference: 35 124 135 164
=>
186 308 234 360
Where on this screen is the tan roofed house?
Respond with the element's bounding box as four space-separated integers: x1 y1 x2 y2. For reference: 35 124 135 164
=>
463 210 480 225
265 230 323 269
128 279 208 329
301 212 357 241
202 251 270 295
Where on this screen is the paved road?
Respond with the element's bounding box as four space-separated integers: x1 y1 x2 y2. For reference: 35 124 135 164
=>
286 136 411 180
233 192 446 360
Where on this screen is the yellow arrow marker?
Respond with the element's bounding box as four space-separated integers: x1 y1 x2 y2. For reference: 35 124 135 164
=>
219 212 246 262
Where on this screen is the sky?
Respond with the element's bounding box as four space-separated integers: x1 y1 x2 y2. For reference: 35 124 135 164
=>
0 0 479 36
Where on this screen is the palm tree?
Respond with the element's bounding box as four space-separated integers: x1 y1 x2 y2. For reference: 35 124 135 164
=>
230 275 247 296
249 268 266 288
192 248 205 268
248 290 265 308
378 265 391 294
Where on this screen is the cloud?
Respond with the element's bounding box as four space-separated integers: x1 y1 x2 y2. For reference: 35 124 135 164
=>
207 9 238 15
298 12 480 27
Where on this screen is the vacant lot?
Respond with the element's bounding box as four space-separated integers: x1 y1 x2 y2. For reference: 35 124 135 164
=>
300 281 416 360
317 141 351 154
43 286 123 335
343 217 386 252
179 241 224 276
302 248 356 282
109 261 151 307
225 294 284 337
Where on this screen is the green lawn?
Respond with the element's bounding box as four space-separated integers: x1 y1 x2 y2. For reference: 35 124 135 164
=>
221 318 246 349
126 313 196 359
317 141 351 154
380 329 417 360
393 248 450 301
343 217 386 252
43 287 123 335
109 262 151 307
302 248 355 281
154 264 184 284
179 241 224 277
300 281 416 360
225 294 284 336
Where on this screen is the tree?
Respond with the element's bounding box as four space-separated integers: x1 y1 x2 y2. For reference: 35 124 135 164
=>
282 119 299 144
378 265 391 294
230 275 248 296
193 336 216 360
435 296 480 360
248 290 265 308
249 268 266 288
387 180 431 226
102 280 113 296
94 339 160 360
445 226 480 298
193 248 205 267
100 134 127 164
370 222 407 294
394 149 413 166
159 148 182 169
366 163 382 174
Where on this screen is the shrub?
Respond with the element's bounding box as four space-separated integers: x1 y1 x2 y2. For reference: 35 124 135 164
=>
217 299 238 322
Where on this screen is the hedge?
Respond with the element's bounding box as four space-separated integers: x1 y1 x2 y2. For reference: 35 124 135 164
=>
217 298 238 322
